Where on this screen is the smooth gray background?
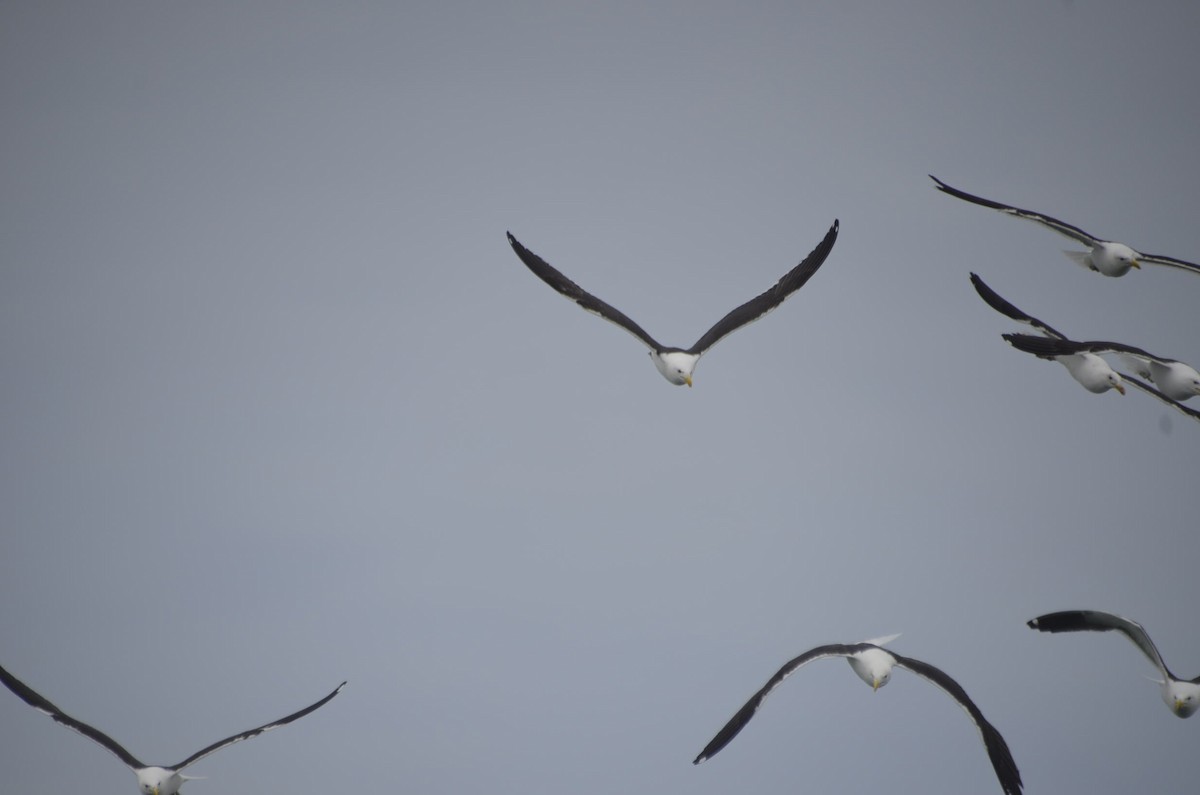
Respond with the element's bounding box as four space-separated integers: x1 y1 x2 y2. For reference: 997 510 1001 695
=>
2 2 1197 794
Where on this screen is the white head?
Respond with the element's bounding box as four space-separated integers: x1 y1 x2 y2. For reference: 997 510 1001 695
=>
1063 353 1125 394
847 647 895 692
651 350 699 387
1151 360 1200 400
1160 679 1200 718
1092 242 1141 277
136 768 183 795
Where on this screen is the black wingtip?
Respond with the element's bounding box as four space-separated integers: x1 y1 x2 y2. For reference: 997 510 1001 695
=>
1025 618 1039 629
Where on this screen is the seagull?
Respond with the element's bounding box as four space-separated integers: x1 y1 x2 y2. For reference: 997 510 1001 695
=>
693 634 1023 795
506 220 839 386
932 175 1200 277
1028 611 1200 718
0 662 345 795
970 273 1200 421
1002 333 1126 395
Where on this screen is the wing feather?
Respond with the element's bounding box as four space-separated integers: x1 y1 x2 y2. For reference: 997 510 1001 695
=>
170 681 346 771
969 273 1066 339
0 662 145 770
686 220 839 355
507 232 664 352
931 175 1098 247
1027 611 1175 679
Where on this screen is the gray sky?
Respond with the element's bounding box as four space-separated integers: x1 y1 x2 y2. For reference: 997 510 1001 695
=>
2 2 1198 794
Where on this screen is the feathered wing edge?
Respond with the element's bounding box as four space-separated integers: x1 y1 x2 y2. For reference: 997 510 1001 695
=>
506 231 665 352
692 644 860 765
686 219 840 355
1027 611 1175 681
969 273 1066 339
170 681 346 771
929 175 1098 248
0 662 145 770
891 654 1023 795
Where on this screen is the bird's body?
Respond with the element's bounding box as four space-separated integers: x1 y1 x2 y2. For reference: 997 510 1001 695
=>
0 662 345 795
1003 335 1126 395
506 220 840 386
693 635 1022 795
933 175 1200 277
1028 610 1200 718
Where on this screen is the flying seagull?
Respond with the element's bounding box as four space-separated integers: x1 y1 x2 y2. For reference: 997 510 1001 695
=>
933 175 1200 277
1028 610 1200 718
506 220 839 386
1003 333 1126 395
0 662 345 795
692 634 1023 795
970 273 1200 421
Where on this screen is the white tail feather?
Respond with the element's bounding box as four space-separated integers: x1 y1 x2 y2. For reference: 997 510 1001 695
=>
864 633 901 647
1061 249 1094 270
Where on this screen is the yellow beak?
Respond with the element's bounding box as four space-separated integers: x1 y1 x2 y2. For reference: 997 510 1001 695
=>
1115 383 1126 395
872 678 880 692
1131 259 1141 269
684 375 693 387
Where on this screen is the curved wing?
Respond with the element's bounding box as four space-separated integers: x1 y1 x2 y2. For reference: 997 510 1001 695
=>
1139 253 1200 275
1027 611 1175 680
686 220 840 356
507 232 665 352
0 662 145 770
930 175 1098 248
171 681 346 771
692 642 862 765
891 654 1023 795
969 273 1066 339
1119 373 1200 423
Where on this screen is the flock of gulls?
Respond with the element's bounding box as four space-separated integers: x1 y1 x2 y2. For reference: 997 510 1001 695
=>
3 176 1196 795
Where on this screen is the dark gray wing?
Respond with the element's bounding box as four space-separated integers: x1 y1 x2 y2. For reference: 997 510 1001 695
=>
507 232 665 352
969 273 1067 339
170 681 346 771
890 654 1023 795
1120 373 1200 423
693 642 863 765
1001 336 1170 363
1027 611 1175 680
0 662 146 770
1138 253 1200 274
1001 333 1072 360
930 175 1099 248
686 219 840 355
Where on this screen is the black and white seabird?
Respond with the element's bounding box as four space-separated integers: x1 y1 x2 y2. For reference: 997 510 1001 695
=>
506 220 839 386
692 634 1023 795
933 175 1200 277
971 272 1200 421
0 662 344 795
1028 610 1200 718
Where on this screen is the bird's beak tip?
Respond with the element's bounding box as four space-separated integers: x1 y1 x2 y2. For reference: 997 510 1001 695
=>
684 376 693 388
1115 384 1126 395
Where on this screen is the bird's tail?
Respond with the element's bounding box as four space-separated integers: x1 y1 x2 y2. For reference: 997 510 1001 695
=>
1061 249 1094 270
863 633 901 647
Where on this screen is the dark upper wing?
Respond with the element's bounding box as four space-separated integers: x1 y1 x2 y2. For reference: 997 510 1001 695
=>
686 219 840 356
930 175 1099 248
1001 333 1073 360
1138 253 1200 274
969 273 1066 339
507 232 664 352
171 681 346 771
1119 372 1200 424
1027 611 1174 679
891 654 1023 795
0 662 145 770
693 642 862 765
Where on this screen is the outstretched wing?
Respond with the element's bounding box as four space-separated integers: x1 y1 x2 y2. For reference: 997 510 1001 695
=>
1027 611 1175 680
693 642 863 765
969 273 1067 339
686 219 840 356
1138 253 1200 275
0 662 146 770
930 175 1098 248
171 681 346 771
891 654 1023 795
507 232 665 352
1119 373 1200 424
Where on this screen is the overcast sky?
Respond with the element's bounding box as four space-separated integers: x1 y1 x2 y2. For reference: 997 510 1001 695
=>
2 2 1198 794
